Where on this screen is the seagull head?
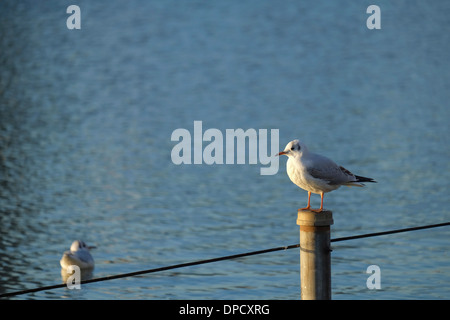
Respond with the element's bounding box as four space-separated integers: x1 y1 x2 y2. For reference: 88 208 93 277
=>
277 139 307 158
70 240 96 253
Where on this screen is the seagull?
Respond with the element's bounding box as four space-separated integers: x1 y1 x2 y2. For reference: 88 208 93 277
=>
278 139 376 212
60 240 95 270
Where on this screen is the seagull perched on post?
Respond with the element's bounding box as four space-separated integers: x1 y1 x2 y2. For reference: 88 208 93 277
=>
278 139 376 212
60 240 95 270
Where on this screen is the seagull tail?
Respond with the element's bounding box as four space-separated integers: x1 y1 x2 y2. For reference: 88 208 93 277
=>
344 182 365 187
344 175 377 187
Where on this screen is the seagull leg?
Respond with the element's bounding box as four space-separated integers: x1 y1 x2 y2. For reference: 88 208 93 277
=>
301 192 312 210
311 192 324 213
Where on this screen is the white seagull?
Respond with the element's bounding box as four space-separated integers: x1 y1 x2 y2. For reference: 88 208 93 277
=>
60 240 95 270
278 139 376 212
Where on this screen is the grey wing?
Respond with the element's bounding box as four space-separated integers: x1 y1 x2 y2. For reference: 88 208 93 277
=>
306 157 355 185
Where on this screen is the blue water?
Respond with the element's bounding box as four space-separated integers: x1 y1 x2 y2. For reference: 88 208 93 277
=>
0 1 449 300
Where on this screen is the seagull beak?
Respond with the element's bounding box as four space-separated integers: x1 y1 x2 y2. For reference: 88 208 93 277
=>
277 151 287 156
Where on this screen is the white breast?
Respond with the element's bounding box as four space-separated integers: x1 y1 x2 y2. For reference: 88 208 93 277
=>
286 157 340 194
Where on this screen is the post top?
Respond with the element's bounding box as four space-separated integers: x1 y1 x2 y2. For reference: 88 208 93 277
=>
297 209 333 227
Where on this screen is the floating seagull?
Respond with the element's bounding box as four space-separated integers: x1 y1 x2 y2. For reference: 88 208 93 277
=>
278 140 376 212
60 240 95 270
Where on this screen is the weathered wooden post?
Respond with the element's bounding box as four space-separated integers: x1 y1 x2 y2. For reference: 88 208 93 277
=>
297 209 333 300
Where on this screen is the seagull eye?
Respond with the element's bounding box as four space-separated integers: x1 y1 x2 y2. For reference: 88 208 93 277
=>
290 147 294 151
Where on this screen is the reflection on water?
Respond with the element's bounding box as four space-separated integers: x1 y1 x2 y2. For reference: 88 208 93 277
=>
1 1 449 299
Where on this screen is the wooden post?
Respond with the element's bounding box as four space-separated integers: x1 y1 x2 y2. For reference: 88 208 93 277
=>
297 209 333 300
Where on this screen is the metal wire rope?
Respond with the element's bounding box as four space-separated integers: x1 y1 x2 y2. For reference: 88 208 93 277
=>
1 221 448 298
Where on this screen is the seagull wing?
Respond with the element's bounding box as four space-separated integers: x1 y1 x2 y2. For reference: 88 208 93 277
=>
305 155 359 186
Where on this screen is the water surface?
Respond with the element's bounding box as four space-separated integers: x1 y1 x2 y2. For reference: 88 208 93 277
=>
0 0 449 299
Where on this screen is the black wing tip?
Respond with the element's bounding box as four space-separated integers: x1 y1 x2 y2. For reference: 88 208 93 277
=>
355 175 377 183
